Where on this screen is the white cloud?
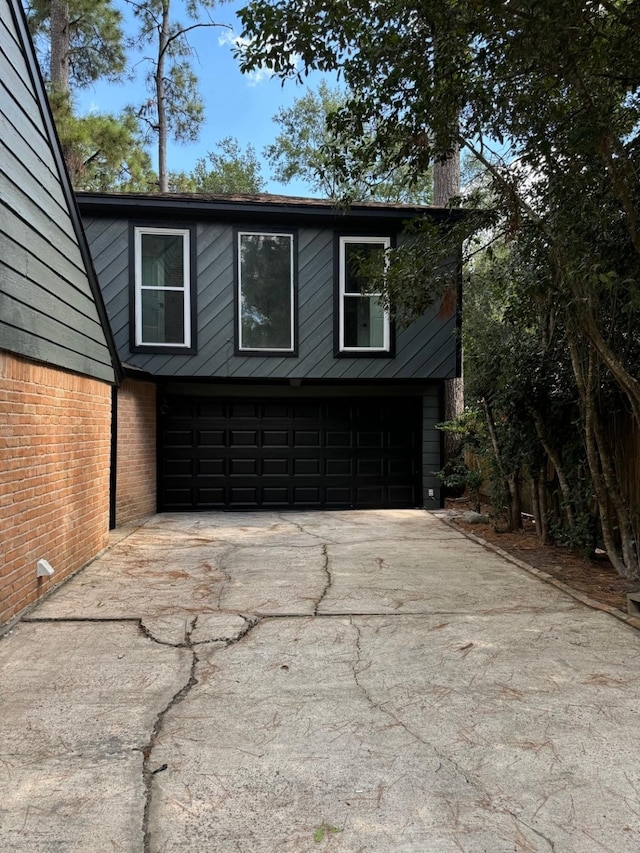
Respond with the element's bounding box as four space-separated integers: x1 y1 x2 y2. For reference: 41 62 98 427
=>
218 30 299 87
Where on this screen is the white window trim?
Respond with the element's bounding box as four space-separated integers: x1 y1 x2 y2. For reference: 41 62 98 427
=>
134 226 191 348
339 235 391 352
237 230 295 352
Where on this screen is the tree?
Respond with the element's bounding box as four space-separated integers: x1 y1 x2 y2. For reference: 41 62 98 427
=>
47 91 155 189
191 136 265 193
238 0 640 578
266 81 432 202
127 0 228 192
25 0 153 190
166 137 264 193
25 0 126 90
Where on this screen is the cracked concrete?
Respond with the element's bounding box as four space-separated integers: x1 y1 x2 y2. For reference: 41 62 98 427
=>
2 509 640 852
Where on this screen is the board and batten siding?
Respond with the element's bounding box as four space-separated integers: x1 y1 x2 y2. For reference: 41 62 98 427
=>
82 216 458 382
0 0 116 384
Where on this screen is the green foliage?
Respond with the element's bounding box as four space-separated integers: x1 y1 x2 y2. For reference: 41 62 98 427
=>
46 88 155 190
191 137 265 193
266 81 432 201
313 824 342 843
26 0 126 88
435 410 486 511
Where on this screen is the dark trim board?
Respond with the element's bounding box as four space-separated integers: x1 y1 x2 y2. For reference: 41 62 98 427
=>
110 386 118 529
77 191 468 234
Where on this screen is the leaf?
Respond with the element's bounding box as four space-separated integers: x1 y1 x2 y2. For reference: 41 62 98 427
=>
313 823 342 842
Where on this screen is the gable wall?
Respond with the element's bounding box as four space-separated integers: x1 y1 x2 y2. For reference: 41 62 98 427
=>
0 0 115 383
83 217 458 381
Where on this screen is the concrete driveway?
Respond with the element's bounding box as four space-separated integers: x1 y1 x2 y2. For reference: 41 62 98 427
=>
1 510 640 853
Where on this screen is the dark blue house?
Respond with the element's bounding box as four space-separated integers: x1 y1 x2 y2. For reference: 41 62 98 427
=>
78 191 461 512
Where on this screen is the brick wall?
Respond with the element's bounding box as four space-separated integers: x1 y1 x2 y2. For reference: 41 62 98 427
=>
0 352 112 625
115 378 156 526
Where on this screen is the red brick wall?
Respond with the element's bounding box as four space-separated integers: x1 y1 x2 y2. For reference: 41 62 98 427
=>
115 379 156 526
0 352 112 625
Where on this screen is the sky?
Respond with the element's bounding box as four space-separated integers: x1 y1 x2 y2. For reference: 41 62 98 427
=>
74 0 330 196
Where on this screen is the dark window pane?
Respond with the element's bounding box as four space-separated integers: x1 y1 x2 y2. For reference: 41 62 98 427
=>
344 242 385 294
344 295 386 348
240 234 292 349
141 233 184 287
142 289 185 344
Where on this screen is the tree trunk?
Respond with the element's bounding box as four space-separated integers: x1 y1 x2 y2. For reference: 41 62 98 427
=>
566 328 635 576
536 466 552 544
156 1 170 193
530 471 552 545
50 0 70 90
433 146 460 207
506 472 522 531
482 396 523 530
435 146 463 461
532 412 575 529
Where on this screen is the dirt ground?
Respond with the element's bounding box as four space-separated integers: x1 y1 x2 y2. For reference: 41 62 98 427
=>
445 498 640 613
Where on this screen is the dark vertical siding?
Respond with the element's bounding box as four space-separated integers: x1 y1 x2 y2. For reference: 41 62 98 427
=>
422 387 443 507
83 215 458 381
0 0 116 383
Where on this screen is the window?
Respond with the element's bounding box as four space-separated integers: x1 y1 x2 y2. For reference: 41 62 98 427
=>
338 236 391 353
237 231 296 353
133 226 194 350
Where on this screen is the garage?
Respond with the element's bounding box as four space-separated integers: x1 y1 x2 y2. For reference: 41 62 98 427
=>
158 395 422 510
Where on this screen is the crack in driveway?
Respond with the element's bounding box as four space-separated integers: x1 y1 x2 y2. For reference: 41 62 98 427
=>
314 545 331 616
142 616 198 852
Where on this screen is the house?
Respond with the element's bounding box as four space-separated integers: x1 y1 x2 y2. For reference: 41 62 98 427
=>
77 191 461 515
0 0 121 626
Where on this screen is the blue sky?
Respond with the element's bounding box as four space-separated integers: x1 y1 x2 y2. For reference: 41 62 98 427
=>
75 0 329 196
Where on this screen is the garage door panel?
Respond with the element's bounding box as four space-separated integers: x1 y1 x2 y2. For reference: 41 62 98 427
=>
294 486 322 504
230 458 257 475
164 487 194 506
389 459 415 477
164 429 193 447
197 487 225 506
326 431 351 448
262 487 290 505
262 403 289 418
230 430 258 446
388 429 415 449
197 401 225 418
293 430 321 447
326 487 351 505
389 485 417 505
357 431 383 448
357 458 383 476
159 395 421 510
293 403 323 420
199 430 225 447
230 402 259 418
355 485 384 505
326 458 352 476
262 458 289 475
198 459 224 475
262 430 288 446
294 458 321 475
164 459 192 476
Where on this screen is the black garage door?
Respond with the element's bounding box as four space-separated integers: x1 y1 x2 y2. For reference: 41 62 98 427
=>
159 396 421 510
